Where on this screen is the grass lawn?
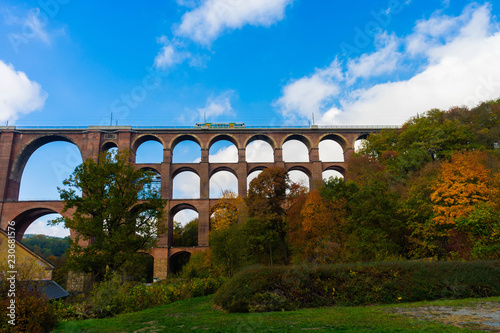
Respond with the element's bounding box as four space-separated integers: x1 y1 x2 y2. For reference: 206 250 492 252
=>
53 296 499 333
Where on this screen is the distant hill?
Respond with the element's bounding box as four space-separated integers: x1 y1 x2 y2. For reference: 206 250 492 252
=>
22 234 70 258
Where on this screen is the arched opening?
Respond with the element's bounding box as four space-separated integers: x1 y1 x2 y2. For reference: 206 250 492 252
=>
169 251 191 276
355 137 369 153
135 140 163 164
319 139 344 162
247 169 263 190
323 169 344 181
140 168 161 198
10 209 70 284
19 141 83 201
283 138 309 162
101 142 118 161
172 170 200 199
288 169 310 190
23 213 70 239
210 170 238 198
209 140 238 163
172 140 201 163
246 136 274 162
172 209 199 247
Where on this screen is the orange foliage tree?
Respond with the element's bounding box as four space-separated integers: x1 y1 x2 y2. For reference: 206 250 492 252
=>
210 190 247 232
430 150 493 226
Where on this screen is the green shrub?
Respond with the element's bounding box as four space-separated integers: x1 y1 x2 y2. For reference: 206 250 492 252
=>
213 261 500 312
0 282 58 332
54 276 225 320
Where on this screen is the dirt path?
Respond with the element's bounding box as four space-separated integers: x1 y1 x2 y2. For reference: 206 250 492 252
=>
387 302 500 331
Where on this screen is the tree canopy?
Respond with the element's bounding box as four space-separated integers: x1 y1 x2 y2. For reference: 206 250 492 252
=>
53 149 166 281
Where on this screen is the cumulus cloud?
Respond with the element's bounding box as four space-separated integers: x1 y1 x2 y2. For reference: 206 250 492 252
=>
276 3 500 126
210 170 238 198
154 36 191 69
24 215 70 238
198 90 235 119
173 171 200 199
209 144 237 162
176 0 293 45
246 140 274 162
275 60 343 122
0 61 47 123
155 0 293 67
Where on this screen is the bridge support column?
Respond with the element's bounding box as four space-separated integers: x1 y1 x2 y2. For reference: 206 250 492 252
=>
237 148 247 197
198 200 209 246
309 147 323 190
0 130 15 202
200 149 209 199
274 148 284 167
152 247 169 281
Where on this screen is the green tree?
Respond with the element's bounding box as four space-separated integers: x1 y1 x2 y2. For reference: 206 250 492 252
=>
246 167 296 264
173 218 198 247
52 150 166 281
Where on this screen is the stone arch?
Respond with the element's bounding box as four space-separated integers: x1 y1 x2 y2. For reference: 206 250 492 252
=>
247 166 267 190
323 166 346 180
245 134 276 150
140 167 161 194
169 251 191 275
9 206 66 241
208 134 240 150
318 133 348 151
245 135 275 163
101 141 118 154
210 167 239 198
282 134 312 150
132 134 164 153
209 166 238 179
11 135 83 183
170 134 202 151
172 168 200 199
282 135 311 162
287 165 312 190
133 135 164 164
170 203 199 219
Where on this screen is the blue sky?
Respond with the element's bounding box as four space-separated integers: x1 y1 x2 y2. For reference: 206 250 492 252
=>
2 0 500 236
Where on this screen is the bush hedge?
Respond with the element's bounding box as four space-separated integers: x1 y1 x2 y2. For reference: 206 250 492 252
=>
213 261 500 312
54 276 224 320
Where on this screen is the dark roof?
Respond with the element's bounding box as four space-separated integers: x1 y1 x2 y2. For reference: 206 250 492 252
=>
37 280 70 300
1 280 70 300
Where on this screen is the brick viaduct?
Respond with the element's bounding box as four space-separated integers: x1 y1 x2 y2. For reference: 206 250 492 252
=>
0 125 394 279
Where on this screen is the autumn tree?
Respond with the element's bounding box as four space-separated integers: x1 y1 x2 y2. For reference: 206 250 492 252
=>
430 150 493 225
210 190 247 231
246 167 298 264
288 190 347 264
53 150 166 281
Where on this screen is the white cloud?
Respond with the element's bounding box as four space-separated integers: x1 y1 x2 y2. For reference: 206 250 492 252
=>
154 36 191 69
176 0 293 45
24 215 70 238
0 61 47 123
277 3 500 126
246 140 273 162
210 170 238 198
346 33 401 83
209 144 237 162
275 60 342 122
173 171 200 199
198 90 235 119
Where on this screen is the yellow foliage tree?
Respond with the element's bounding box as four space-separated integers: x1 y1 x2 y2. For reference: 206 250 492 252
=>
210 190 247 231
430 150 493 225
